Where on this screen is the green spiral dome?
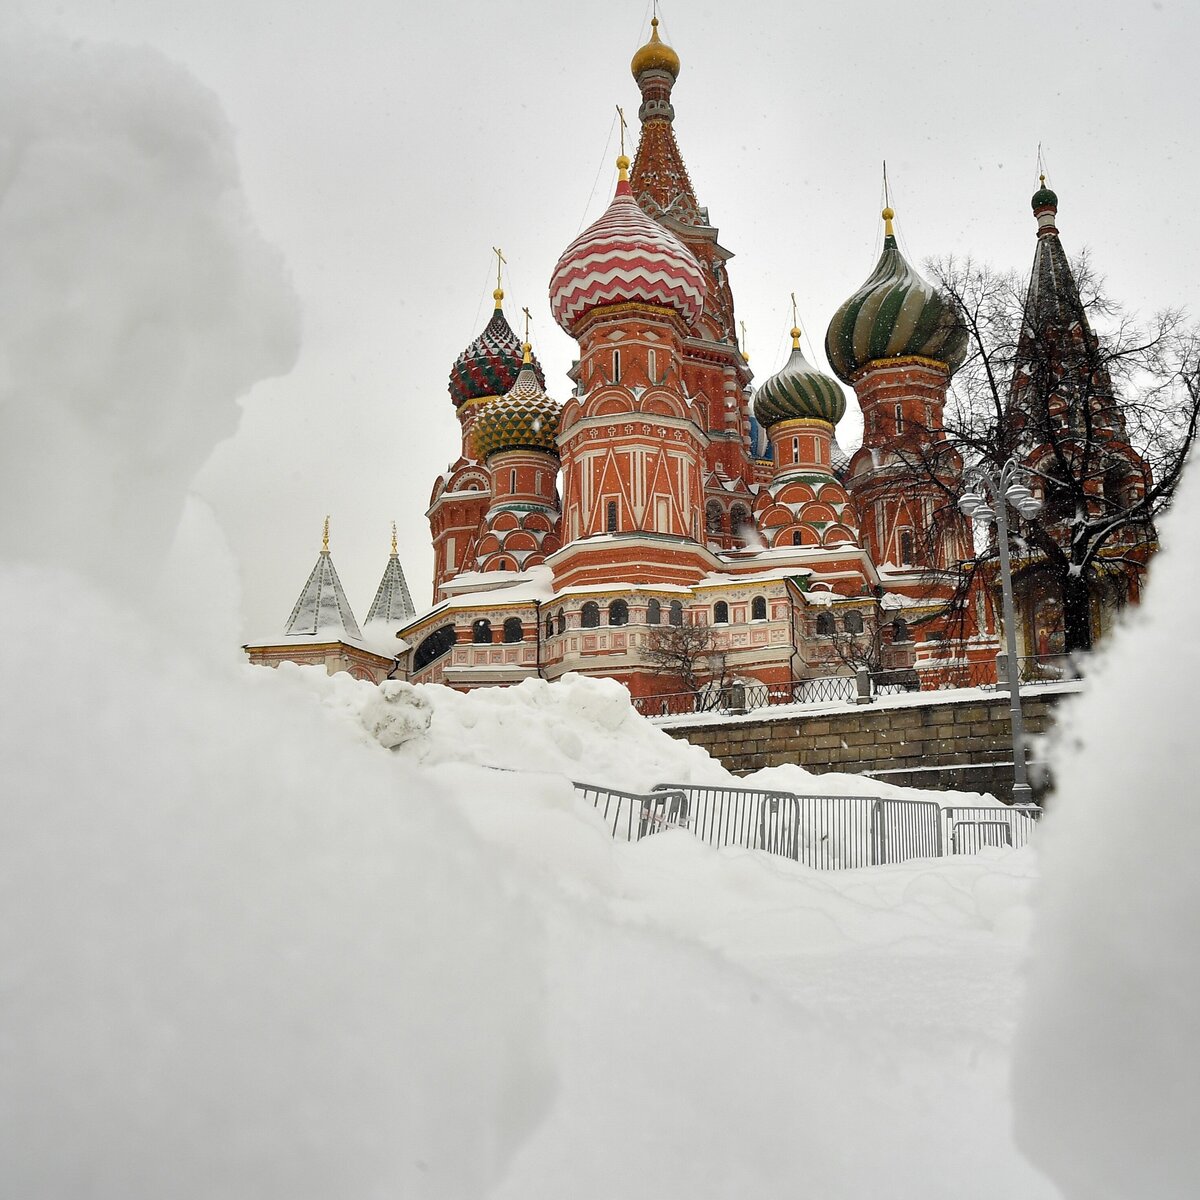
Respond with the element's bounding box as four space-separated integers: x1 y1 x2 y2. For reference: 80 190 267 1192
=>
824 216 967 383
753 333 846 428
473 358 561 461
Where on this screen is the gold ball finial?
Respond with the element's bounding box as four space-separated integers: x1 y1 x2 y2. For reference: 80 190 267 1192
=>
616 153 630 182
882 206 896 238
322 514 330 553
493 287 504 308
882 206 894 221
790 326 802 350
521 341 533 365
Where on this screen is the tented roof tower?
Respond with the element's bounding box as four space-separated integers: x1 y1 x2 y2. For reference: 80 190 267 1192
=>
365 524 416 625
283 518 363 641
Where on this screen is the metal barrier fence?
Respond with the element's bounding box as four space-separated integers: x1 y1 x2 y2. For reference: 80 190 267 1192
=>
633 675 856 719
573 781 1042 868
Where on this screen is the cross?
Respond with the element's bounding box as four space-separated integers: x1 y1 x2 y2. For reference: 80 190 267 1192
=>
491 246 506 293
521 306 532 343
322 514 330 552
616 105 628 157
1036 142 1046 186
739 319 748 357
882 159 890 210
790 292 798 328
391 520 398 555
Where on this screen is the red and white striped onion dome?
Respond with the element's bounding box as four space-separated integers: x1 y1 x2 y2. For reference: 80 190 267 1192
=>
549 157 706 335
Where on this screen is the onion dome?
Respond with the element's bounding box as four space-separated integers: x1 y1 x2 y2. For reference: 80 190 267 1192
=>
1032 173 1058 212
631 16 680 79
824 207 967 383
473 345 561 460
753 328 846 429
448 290 545 409
549 156 705 335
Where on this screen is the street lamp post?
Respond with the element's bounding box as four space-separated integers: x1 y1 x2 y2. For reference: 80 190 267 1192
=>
959 459 1043 808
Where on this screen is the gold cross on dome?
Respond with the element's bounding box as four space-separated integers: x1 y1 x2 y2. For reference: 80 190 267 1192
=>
521 306 532 343
616 105 628 157
492 246 506 293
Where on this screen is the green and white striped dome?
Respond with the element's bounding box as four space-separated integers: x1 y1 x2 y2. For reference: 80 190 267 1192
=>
824 209 967 383
753 330 846 428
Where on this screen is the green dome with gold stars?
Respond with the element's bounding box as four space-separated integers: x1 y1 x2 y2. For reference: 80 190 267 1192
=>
473 348 561 461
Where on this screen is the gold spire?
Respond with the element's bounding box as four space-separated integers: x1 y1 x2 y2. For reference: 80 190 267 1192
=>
390 520 398 555
617 153 630 181
882 206 895 237
322 514 330 553
491 246 506 308
790 293 801 349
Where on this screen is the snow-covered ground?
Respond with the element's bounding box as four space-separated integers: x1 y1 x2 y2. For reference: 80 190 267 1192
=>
1 26 1196 1200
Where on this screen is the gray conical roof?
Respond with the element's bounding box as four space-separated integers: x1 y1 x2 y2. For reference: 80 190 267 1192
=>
365 550 415 625
284 549 363 641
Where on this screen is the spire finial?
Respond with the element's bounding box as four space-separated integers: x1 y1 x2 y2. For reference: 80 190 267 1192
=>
391 520 398 556
521 306 533 363
739 319 749 363
491 246 506 308
789 293 801 349
616 105 630 181
881 161 895 237
322 514 330 553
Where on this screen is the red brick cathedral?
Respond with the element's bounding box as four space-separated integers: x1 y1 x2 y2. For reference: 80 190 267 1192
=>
393 19 1002 700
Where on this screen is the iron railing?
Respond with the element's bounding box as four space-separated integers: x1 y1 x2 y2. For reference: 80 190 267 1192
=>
574 780 1041 868
1013 654 1082 685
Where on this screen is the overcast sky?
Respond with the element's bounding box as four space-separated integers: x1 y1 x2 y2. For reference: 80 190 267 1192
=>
32 0 1200 636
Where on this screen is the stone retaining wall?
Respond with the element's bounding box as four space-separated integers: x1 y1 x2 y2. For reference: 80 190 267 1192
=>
662 688 1077 802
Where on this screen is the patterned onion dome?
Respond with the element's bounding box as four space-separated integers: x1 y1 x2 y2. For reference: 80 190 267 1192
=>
753 329 847 428
448 293 545 409
473 349 561 461
549 158 705 335
1032 175 1058 211
631 17 680 78
824 208 967 384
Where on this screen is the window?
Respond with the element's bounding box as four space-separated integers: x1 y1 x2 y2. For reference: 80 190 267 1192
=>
792 530 803 546
581 602 600 629
895 404 904 435
503 617 523 643
545 614 553 639
647 598 662 625
647 348 657 381
792 436 800 460
899 530 914 564
705 501 723 535
609 599 629 626
414 625 456 670
713 600 729 624
751 595 767 621
844 610 864 634
606 501 618 533
497 559 508 571
892 617 909 643
669 600 683 627
556 608 566 635
613 348 621 381
815 611 835 636
472 619 492 644
510 468 517 493
730 505 749 540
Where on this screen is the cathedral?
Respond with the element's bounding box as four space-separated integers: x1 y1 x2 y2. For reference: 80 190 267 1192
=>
246 18 1154 698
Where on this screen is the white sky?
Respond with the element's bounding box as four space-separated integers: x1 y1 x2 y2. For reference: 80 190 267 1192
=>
31 0 1199 636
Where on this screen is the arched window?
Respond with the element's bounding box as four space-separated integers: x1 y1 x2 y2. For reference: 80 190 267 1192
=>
556 608 566 635
606 501 618 533
730 505 749 539
751 595 767 621
899 530 914 564
792 530 804 546
581 602 600 629
509 468 517 494
609 599 629 626
414 625 456 670
472 619 493 644
503 617 524 643
713 600 729 624
705 501 723 535
792 436 800 460
497 559 508 571
844 610 864 634
545 613 554 639
892 617 909 643
612 348 621 381
669 600 684 627
815 611 835 636
647 598 662 625
647 348 657 381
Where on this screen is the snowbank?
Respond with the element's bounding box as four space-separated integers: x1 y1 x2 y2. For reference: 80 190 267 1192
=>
1013 466 1200 1197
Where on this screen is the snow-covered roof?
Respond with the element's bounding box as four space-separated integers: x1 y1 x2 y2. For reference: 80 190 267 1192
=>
282 549 363 642
365 549 415 626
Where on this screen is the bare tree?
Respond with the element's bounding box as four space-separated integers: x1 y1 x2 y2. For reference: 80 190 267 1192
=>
904 253 1200 653
643 622 726 696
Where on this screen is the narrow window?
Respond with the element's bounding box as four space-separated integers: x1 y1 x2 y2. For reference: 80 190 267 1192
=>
503 617 523 643
581 602 600 629
705 501 723 535
545 614 553 639
792 530 803 546
510 468 517 493
613 348 621 381
669 600 683 627
556 608 566 635
899 530 914 564
497 559 508 571
472 619 492 644
844 610 864 634
713 600 729 624
792 436 800 460
895 404 904 435
647 598 662 625
751 595 767 621
816 611 835 637
609 599 629 627
647 348 657 381
606 500 618 532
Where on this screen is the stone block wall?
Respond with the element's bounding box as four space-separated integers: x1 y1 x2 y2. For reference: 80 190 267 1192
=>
663 689 1075 802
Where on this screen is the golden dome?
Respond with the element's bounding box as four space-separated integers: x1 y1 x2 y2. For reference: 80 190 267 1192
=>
631 18 680 79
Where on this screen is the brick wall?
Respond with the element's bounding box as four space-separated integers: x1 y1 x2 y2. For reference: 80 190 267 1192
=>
662 688 1078 802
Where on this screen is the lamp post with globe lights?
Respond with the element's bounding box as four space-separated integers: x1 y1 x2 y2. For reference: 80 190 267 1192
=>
959 460 1044 808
